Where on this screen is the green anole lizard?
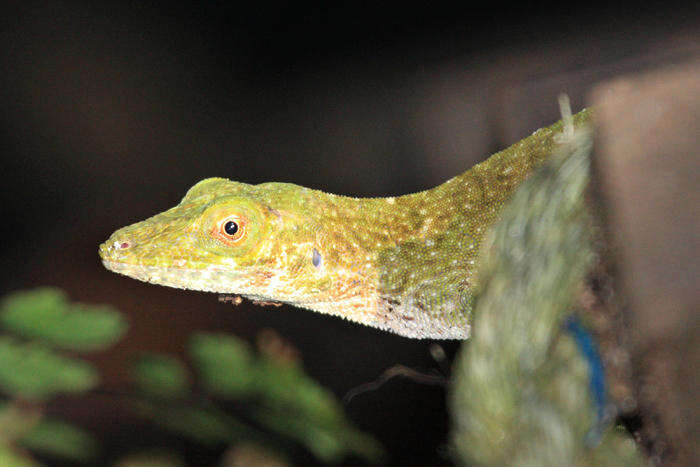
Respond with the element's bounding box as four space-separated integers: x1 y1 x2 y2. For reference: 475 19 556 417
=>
100 110 590 339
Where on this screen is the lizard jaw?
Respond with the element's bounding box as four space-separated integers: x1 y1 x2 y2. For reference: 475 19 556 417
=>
101 260 241 294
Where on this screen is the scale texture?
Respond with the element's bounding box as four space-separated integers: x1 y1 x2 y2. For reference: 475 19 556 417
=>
100 110 590 339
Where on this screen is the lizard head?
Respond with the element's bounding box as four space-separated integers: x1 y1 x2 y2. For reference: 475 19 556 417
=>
100 176 474 337
99 177 341 303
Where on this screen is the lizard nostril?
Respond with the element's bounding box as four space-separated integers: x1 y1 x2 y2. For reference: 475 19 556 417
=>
114 241 130 250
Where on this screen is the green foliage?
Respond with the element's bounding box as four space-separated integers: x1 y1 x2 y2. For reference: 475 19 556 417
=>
0 288 380 465
0 337 98 400
18 419 97 462
114 450 186 467
132 354 189 399
131 401 256 446
0 288 125 465
250 354 381 462
0 287 127 351
253 355 343 425
189 333 255 397
191 332 382 462
0 445 38 467
133 332 384 464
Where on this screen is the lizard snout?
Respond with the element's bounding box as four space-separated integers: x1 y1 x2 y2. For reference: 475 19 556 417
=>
99 236 132 262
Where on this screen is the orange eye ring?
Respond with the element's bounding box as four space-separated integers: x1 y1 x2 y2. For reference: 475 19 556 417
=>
213 215 247 245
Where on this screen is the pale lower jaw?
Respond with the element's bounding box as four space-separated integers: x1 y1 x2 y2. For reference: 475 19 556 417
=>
101 260 242 293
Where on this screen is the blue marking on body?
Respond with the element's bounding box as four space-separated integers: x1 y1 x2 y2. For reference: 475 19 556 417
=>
564 315 606 423
312 248 322 268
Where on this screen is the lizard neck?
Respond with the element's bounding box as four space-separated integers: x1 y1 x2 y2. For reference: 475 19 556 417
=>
306 111 585 338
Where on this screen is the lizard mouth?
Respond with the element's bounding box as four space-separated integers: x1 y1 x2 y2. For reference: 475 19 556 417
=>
100 257 253 295
100 260 188 287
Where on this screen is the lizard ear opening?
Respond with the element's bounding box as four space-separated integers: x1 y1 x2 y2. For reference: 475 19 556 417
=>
312 248 322 268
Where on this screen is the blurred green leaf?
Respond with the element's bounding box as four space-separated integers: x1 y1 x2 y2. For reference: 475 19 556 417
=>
341 425 386 463
0 336 98 399
132 353 190 399
190 333 384 463
0 445 38 467
189 333 256 397
18 418 97 462
0 402 42 441
252 394 383 463
251 407 350 463
133 400 254 447
253 358 383 462
114 450 185 467
133 332 384 463
0 288 127 352
221 442 289 467
255 357 342 425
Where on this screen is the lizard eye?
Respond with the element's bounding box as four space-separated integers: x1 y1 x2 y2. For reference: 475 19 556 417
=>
224 221 238 236
198 197 269 259
214 215 247 245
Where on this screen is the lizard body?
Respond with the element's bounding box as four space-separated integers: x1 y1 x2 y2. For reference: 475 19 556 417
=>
100 110 590 339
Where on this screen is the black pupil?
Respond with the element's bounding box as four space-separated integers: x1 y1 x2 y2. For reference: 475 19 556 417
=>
224 221 239 236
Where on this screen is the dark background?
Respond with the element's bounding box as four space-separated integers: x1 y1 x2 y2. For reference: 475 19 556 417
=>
1 2 698 465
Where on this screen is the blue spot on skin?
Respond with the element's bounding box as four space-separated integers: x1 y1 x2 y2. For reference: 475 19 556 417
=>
312 248 322 268
564 315 607 445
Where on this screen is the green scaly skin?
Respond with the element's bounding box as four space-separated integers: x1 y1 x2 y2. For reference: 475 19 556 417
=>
100 110 590 339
